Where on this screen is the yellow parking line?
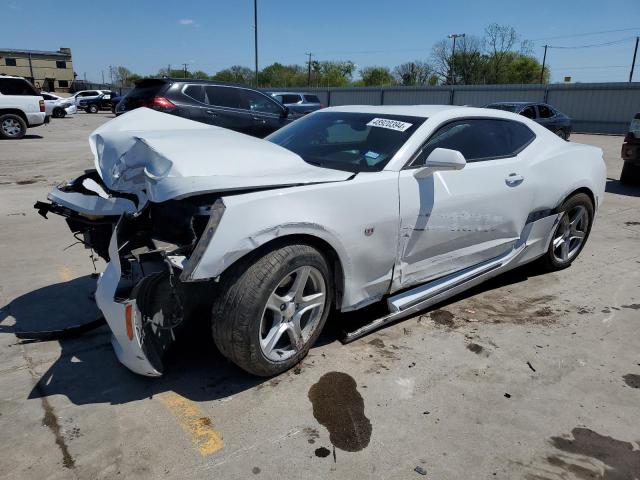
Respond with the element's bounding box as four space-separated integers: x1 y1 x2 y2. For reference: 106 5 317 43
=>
58 266 74 281
157 392 224 455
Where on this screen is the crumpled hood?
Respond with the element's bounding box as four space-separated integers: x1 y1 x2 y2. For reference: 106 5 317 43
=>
89 108 353 203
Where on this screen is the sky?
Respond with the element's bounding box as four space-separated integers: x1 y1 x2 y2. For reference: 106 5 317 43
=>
1 0 639 84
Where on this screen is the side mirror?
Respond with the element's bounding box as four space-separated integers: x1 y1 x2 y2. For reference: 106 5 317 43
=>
281 106 290 118
414 148 466 178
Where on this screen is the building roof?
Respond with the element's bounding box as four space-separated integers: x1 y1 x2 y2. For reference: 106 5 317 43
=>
0 48 71 58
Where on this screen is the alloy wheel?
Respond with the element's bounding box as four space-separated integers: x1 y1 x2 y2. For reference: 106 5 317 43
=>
552 206 588 263
1 118 22 137
259 266 326 362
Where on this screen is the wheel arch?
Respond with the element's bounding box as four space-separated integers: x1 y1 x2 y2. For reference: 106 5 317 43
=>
0 109 28 124
217 233 346 309
557 186 596 211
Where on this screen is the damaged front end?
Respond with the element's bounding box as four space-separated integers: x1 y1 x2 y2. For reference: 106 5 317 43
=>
37 174 224 375
97 203 218 376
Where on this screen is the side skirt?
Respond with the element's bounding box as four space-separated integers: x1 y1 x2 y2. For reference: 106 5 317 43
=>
341 244 526 344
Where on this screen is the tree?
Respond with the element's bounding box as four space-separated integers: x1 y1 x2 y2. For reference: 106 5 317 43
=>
259 63 306 87
191 70 210 80
312 60 355 87
393 61 434 85
503 54 549 84
211 65 254 85
358 66 395 86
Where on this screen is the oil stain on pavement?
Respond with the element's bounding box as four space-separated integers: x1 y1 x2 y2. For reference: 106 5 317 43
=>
622 374 640 388
308 372 372 452
535 427 640 480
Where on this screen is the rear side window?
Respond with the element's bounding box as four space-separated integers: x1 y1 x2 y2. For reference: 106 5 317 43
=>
206 86 242 109
0 78 39 95
538 105 554 118
412 118 535 165
520 106 536 119
241 89 283 114
281 94 302 104
304 94 320 103
184 85 205 103
42 94 55 100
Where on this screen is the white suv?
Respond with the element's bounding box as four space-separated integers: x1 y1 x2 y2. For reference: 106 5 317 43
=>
0 75 48 139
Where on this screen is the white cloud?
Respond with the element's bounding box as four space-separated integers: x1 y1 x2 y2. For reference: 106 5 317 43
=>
178 19 195 25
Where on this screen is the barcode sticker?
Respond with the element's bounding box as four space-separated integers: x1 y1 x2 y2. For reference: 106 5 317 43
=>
366 118 413 132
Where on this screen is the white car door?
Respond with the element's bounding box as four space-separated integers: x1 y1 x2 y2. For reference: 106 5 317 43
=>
393 117 537 291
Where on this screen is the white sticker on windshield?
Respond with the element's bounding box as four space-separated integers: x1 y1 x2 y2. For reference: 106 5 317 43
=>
367 118 413 132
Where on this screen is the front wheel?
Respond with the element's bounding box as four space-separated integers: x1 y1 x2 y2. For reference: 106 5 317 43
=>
539 193 594 271
212 244 333 376
87 104 99 113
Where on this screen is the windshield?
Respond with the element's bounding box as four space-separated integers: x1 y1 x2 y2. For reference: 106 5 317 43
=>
266 112 426 172
486 103 519 113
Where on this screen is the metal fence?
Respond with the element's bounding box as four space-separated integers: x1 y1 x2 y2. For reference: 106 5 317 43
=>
298 82 640 134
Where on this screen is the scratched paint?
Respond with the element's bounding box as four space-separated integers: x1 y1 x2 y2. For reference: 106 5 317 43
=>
157 392 223 455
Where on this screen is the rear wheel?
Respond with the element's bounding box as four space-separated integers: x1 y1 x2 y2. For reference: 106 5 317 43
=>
620 162 640 186
556 128 569 141
539 193 593 271
87 104 99 114
211 244 333 376
0 114 27 139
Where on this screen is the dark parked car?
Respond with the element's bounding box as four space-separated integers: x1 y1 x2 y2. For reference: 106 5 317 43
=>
485 102 572 140
269 92 324 115
620 112 640 185
115 78 297 137
78 94 107 113
110 94 123 114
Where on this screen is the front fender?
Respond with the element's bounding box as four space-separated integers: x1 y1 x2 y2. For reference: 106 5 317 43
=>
181 173 400 310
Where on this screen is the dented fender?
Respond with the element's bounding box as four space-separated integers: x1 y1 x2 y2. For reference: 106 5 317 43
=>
181 172 401 311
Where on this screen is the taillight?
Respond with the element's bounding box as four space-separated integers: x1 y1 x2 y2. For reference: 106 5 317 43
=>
39 99 45 112
140 96 176 109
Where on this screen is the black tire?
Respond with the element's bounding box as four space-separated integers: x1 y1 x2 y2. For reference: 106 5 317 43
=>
53 108 66 118
556 128 569 141
211 243 333 376
539 193 594 271
87 104 99 114
620 162 640 186
0 113 27 139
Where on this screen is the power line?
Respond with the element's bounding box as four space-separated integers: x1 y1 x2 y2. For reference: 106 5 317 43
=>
548 36 637 49
530 27 639 42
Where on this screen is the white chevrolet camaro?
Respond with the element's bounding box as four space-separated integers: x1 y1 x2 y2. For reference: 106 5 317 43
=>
37 105 606 377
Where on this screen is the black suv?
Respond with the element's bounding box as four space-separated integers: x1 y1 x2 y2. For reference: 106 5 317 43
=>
115 78 296 137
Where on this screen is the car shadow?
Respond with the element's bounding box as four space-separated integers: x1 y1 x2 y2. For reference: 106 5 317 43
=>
3 262 548 406
0 275 267 406
606 178 640 197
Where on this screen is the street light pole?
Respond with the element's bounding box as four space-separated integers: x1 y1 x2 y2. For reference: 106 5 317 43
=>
447 33 465 85
306 52 313 86
630 36 639 83
540 45 548 84
254 0 259 87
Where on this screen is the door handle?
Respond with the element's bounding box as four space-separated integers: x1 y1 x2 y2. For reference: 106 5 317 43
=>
252 116 266 124
205 110 218 116
505 173 524 186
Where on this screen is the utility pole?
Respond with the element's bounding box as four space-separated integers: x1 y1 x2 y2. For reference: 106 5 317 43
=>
109 65 114 86
540 45 548 84
447 33 465 85
182 63 188 78
167 64 171 77
630 36 639 82
101 70 105 84
306 52 313 86
253 0 259 87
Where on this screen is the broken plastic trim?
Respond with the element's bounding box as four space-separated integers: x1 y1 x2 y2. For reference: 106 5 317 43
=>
180 199 225 282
